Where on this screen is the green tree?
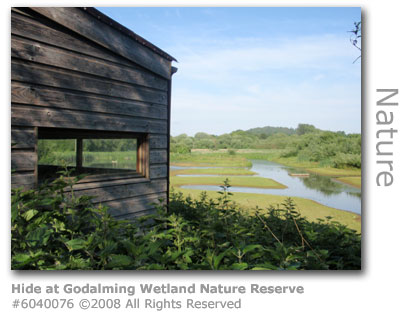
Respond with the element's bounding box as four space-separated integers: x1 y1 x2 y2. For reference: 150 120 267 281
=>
296 124 317 135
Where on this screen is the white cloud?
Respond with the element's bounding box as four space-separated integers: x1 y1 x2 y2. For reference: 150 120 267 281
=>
173 34 357 80
169 34 361 136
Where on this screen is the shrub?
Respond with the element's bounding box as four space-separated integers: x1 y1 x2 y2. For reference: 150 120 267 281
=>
332 153 361 169
11 174 361 270
227 149 236 155
11 169 140 270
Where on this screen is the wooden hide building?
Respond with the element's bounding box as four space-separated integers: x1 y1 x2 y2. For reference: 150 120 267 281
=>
11 7 177 219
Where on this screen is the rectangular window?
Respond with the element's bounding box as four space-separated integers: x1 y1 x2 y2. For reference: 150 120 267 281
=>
37 128 148 183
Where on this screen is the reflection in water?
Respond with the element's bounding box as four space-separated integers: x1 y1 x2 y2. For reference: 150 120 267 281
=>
285 167 359 197
250 160 361 214
174 160 361 215
347 191 361 199
300 174 344 196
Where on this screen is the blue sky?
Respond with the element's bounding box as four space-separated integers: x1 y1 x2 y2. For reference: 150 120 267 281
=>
97 7 361 135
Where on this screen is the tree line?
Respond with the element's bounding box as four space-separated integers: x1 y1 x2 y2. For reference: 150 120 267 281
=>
171 124 361 169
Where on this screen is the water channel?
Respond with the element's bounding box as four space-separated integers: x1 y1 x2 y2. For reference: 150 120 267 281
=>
172 160 361 215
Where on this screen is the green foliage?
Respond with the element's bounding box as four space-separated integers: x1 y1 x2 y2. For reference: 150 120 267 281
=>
296 123 318 135
246 126 296 136
171 124 361 169
170 134 193 153
12 175 361 270
11 169 136 270
38 139 137 169
170 152 252 167
38 139 76 166
228 149 236 155
285 131 361 168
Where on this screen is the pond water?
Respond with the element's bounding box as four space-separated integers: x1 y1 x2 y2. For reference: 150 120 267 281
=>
174 160 361 215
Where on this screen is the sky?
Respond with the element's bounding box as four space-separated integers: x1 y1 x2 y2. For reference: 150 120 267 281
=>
97 7 361 136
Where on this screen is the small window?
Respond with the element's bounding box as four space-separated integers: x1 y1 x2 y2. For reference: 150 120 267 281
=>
37 128 148 183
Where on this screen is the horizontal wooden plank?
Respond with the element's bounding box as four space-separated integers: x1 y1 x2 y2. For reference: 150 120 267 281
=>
11 151 37 171
12 36 168 91
72 176 150 190
74 174 145 184
102 192 167 217
31 8 172 79
11 172 35 188
149 164 168 179
11 8 33 18
38 127 146 140
11 105 168 134
73 179 167 203
11 126 36 149
149 135 168 149
11 60 168 105
150 149 168 164
11 11 139 69
11 83 168 120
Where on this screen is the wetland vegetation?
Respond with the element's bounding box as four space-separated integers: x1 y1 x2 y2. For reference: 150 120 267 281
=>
12 172 361 270
13 124 361 270
170 124 361 232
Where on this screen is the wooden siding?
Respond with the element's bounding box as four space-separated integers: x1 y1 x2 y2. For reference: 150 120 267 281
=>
73 179 167 201
150 165 168 179
11 60 168 104
11 11 142 69
149 134 168 149
11 83 167 120
11 104 168 134
30 7 172 79
11 126 36 149
11 126 37 189
11 172 36 189
150 149 168 164
11 7 172 216
102 192 167 218
11 36 168 91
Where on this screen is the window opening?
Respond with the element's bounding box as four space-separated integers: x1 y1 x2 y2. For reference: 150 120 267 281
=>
37 128 148 183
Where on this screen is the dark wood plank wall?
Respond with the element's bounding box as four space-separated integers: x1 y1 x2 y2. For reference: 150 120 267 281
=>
11 8 172 218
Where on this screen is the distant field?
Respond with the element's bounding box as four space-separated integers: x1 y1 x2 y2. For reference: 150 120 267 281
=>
170 152 252 167
170 176 287 189
171 168 256 176
177 150 361 189
335 176 362 188
304 167 361 177
191 149 278 154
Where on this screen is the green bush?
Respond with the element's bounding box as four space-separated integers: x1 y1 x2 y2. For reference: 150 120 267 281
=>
11 174 361 270
228 149 236 155
11 169 139 270
332 153 361 169
170 142 191 154
170 125 361 169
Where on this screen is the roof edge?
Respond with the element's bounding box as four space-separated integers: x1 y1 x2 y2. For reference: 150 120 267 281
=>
82 7 177 62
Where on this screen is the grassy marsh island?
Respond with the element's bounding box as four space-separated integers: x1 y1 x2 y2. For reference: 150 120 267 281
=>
171 168 256 176
169 125 361 233
171 187 361 232
171 176 287 189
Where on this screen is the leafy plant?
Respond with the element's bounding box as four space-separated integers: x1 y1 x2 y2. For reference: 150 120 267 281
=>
170 124 361 170
11 174 361 270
